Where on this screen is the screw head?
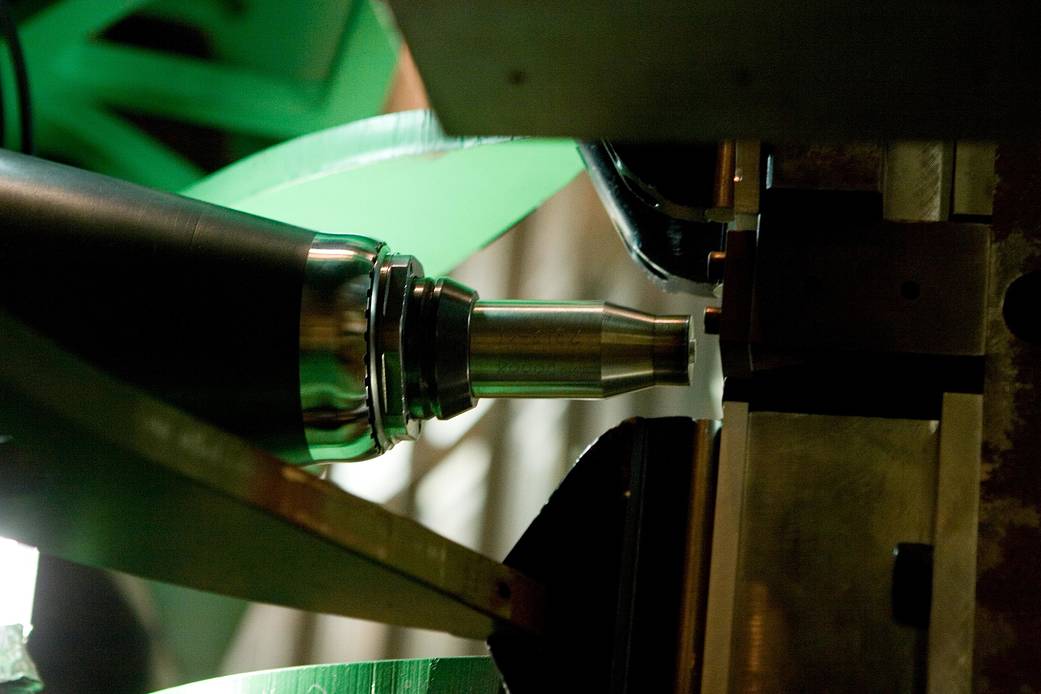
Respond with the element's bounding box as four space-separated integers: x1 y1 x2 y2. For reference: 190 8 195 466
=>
703 306 722 335
706 251 727 283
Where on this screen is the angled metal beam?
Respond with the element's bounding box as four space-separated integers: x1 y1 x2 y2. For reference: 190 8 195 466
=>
0 312 544 639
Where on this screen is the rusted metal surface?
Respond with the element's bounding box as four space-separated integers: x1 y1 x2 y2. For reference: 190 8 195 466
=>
975 144 1041 692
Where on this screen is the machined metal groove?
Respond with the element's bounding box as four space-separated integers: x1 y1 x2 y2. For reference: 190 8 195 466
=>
367 252 418 452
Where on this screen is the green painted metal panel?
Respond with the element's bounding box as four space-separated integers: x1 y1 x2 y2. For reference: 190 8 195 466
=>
152 657 503 694
184 110 584 275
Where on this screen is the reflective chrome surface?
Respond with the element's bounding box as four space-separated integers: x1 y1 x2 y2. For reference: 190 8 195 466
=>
469 301 693 398
299 235 383 462
301 238 696 462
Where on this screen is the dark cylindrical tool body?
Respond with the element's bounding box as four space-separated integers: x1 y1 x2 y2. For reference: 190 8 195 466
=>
0 151 316 457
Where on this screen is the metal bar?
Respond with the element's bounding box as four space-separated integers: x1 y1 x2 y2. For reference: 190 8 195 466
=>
713 141 735 212
700 402 749 694
732 141 760 219
883 141 954 222
952 142 996 218
0 311 544 639
927 392 983 694
674 420 720 694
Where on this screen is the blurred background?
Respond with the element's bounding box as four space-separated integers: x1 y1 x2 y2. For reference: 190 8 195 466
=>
3 0 721 690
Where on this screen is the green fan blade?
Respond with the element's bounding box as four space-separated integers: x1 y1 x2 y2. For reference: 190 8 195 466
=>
184 110 583 275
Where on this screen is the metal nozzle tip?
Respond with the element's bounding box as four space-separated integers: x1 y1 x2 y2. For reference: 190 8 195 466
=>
649 314 694 386
468 301 696 399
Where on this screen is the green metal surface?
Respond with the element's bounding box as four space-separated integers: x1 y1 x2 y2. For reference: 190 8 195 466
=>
152 657 503 694
185 110 584 275
19 0 398 189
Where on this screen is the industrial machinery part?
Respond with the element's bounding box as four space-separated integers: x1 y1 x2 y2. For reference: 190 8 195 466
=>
698 142 990 693
580 140 727 296
701 401 981 694
0 150 693 464
489 418 719 694
0 304 710 688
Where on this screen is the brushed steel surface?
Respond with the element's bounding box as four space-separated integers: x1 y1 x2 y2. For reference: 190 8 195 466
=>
884 141 954 222
729 412 940 693
469 301 693 398
300 235 384 462
927 393 982 694
952 142 996 218
701 402 750 694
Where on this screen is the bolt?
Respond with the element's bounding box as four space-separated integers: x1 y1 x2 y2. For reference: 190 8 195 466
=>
703 306 722 335
706 251 727 283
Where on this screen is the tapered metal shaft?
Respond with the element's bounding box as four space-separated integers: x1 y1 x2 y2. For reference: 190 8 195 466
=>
469 301 693 398
0 149 697 463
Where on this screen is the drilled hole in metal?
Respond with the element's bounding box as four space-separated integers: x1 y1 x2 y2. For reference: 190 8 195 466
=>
1003 271 1041 344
